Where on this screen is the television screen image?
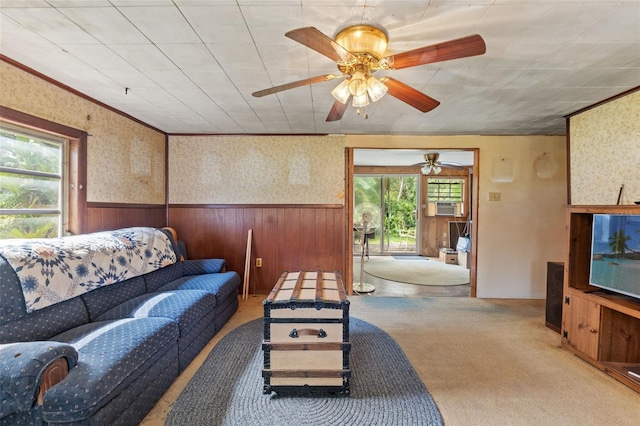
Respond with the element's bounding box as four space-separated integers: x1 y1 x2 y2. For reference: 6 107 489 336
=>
589 214 640 299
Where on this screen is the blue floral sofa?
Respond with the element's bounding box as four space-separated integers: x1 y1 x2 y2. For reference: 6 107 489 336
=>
0 227 241 425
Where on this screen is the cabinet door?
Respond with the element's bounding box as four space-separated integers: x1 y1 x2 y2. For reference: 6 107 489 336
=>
564 294 601 359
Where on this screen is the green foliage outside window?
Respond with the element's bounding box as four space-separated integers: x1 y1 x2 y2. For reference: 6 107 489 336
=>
427 178 463 201
0 128 63 239
354 176 417 239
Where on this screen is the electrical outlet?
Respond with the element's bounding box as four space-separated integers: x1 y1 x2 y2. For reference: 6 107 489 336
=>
256 258 262 267
488 192 502 202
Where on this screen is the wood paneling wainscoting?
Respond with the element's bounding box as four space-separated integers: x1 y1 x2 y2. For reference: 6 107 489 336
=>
86 203 166 233
169 205 346 295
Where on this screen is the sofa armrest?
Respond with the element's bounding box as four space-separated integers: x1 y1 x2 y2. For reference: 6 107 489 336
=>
182 259 227 275
0 342 78 418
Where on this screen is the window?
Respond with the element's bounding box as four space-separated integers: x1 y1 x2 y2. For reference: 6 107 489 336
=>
0 124 66 238
427 178 464 202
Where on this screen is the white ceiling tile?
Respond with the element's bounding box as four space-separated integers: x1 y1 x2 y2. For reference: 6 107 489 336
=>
407 4 490 47
127 87 177 103
146 69 198 90
109 44 175 72
579 3 640 42
474 4 553 40
176 1 237 5
155 102 194 114
180 5 253 44
206 43 262 70
521 4 615 43
157 43 222 70
241 5 303 44
0 1 49 6
584 67 640 89
110 1 174 5
118 6 200 44
45 1 111 5
1 7 99 44
58 43 136 71
56 7 149 44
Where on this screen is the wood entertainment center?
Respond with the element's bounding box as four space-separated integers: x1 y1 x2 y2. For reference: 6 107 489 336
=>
562 205 640 393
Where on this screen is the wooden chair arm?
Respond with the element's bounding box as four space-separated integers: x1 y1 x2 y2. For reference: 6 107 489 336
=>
36 358 69 405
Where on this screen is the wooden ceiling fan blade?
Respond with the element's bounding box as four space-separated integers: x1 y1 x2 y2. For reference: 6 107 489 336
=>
326 100 348 122
286 27 355 63
439 162 464 170
382 77 440 113
383 34 486 70
252 74 340 97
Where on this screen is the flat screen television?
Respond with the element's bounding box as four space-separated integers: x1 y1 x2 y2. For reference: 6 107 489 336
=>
589 214 640 300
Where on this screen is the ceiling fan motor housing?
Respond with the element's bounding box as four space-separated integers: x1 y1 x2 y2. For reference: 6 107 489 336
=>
334 24 389 60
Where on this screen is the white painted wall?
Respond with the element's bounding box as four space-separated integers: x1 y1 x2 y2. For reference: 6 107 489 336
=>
347 135 568 298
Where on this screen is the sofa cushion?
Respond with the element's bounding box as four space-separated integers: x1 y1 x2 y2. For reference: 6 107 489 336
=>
43 317 179 423
95 290 216 339
81 276 147 322
155 271 240 306
0 296 89 344
143 262 184 293
0 257 25 325
1 257 89 340
183 259 226 275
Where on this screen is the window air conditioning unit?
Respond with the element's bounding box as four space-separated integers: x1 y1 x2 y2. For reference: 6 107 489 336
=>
435 202 458 216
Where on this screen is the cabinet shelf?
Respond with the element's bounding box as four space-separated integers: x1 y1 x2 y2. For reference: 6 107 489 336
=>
562 205 640 394
602 362 640 388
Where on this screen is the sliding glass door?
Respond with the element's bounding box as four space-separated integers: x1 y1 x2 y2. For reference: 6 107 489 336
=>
354 175 418 255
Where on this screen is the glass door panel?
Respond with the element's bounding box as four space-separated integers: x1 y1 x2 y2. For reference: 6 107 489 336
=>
354 175 418 255
384 176 418 254
354 176 383 255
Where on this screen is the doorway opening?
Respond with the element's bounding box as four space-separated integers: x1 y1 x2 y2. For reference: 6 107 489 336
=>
348 148 478 297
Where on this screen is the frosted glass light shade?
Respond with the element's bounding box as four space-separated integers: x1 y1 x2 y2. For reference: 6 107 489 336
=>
367 76 388 102
348 71 368 97
421 164 442 175
352 93 370 107
331 79 351 104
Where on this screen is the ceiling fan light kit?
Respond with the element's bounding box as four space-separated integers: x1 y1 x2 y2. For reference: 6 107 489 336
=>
422 164 442 175
252 22 486 122
366 76 388 102
330 79 351 104
418 153 463 175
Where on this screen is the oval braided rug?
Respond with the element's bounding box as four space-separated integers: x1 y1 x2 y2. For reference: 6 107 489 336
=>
360 257 470 286
165 317 443 426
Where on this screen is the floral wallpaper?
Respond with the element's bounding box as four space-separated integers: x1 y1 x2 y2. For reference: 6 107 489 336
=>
169 135 345 204
570 90 640 205
0 61 165 204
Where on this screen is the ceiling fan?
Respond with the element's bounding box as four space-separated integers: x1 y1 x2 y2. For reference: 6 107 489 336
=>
252 23 486 122
415 153 463 175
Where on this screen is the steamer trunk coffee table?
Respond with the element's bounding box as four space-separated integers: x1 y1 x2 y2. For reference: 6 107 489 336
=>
262 270 351 395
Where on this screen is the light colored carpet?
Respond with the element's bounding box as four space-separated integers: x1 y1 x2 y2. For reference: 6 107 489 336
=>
142 296 640 426
165 317 443 426
355 256 469 286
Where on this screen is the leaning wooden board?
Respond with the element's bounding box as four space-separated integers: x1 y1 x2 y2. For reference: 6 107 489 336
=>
262 270 350 395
